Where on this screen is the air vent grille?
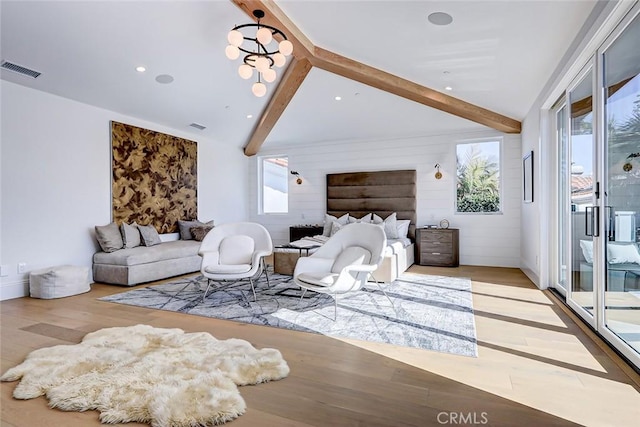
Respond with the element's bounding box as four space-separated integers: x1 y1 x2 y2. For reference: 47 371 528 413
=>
189 123 206 130
1 60 41 79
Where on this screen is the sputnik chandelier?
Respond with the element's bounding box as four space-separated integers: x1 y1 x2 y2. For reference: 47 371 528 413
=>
225 9 293 97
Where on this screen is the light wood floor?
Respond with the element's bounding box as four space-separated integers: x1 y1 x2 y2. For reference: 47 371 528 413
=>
2 265 639 426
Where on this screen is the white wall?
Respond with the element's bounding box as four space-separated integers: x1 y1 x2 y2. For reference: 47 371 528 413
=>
0 81 248 300
250 130 522 268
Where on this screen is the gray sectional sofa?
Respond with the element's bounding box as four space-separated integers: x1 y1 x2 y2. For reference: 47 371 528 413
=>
93 240 201 286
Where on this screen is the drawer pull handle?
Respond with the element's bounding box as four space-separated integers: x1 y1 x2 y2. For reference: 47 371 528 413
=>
432 242 440 245
432 252 441 255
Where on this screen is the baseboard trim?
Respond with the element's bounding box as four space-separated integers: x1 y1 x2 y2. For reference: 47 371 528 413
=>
0 279 29 300
520 265 540 289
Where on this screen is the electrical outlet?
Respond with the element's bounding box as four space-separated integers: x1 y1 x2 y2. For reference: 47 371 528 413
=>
0 265 8 277
18 262 26 273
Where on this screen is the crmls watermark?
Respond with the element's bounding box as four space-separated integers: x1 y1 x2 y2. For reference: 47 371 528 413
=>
437 412 489 425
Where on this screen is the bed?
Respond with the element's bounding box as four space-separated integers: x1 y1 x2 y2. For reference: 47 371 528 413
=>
275 169 417 281
325 169 416 283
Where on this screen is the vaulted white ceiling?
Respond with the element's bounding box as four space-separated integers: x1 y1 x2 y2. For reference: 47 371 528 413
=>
1 1 597 150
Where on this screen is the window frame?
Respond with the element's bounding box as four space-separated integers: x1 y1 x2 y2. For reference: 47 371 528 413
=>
258 154 289 215
454 137 504 215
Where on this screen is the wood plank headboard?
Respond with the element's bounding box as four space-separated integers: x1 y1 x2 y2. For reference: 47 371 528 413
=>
326 170 417 240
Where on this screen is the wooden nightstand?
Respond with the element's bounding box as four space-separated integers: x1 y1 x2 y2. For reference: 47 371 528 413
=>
416 228 459 267
289 225 324 242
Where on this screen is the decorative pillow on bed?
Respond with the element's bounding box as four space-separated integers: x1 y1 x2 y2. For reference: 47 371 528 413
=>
372 213 399 239
323 213 349 236
396 220 411 239
330 221 344 236
607 243 640 264
348 213 374 223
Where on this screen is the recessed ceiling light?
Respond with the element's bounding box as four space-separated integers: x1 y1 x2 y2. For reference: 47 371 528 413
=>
136 66 146 73
445 86 453 91
155 74 174 84
428 12 453 26
334 96 342 101
247 114 253 119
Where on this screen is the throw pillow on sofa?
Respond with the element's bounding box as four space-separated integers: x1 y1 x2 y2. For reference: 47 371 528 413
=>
95 222 124 253
178 219 214 240
138 224 162 247
120 222 141 248
190 225 213 242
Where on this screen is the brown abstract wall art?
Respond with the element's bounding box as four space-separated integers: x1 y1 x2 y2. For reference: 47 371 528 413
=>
111 121 197 233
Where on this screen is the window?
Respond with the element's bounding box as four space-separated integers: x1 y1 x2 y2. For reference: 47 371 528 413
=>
260 156 288 214
456 140 501 213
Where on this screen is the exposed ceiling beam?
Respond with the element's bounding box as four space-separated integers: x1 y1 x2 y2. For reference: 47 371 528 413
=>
311 48 521 134
244 57 313 156
231 0 522 156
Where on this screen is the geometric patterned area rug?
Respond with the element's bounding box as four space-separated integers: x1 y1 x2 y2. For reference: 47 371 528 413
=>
100 272 478 357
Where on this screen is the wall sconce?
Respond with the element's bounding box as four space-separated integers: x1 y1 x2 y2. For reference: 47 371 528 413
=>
434 164 442 180
290 171 303 185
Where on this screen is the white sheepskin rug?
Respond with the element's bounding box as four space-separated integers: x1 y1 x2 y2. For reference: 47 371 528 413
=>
1 324 289 426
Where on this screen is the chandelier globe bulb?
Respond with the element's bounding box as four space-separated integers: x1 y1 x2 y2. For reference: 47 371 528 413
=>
227 30 244 47
238 64 253 79
256 27 273 45
225 45 240 60
252 82 267 97
273 53 286 68
279 40 293 56
262 68 276 83
255 56 270 72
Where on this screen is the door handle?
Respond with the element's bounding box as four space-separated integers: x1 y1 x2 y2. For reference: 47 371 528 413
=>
606 206 614 240
585 206 600 237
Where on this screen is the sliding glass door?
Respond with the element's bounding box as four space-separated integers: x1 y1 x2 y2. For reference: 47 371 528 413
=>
554 4 639 367
566 65 597 324
601 9 640 358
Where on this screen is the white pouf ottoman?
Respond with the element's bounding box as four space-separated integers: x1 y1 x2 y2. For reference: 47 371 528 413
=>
29 265 90 299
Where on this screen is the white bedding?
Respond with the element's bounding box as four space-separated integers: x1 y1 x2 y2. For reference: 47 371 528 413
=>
290 235 410 254
286 235 414 283
385 238 412 256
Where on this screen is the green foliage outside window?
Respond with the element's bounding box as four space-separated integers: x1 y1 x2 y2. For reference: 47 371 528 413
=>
456 142 501 213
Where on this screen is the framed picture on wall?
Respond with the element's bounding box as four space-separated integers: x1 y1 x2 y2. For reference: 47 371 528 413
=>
523 151 534 203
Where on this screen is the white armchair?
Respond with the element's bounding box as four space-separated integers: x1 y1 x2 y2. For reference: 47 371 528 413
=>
198 222 273 301
293 222 391 319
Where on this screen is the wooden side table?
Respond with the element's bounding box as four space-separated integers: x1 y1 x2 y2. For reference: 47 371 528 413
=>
273 244 320 275
416 228 459 267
